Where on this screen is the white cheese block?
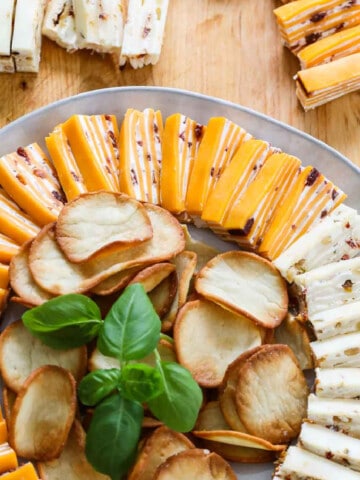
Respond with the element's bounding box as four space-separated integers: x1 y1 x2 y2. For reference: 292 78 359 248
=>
120 0 169 68
274 205 360 282
11 0 47 72
42 0 78 51
73 0 125 53
315 368 360 399
274 446 360 479
307 394 360 437
299 423 360 472
311 331 360 368
311 301 360 340
295 257 360 317
0 0 15 56
0 56 15 73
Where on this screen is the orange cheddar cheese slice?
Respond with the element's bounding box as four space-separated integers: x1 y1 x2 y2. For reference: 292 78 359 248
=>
259 165 346 259
185 117 251 219
0 288 9 316
297 24 360 68
0 264 9 289
160 113 205 214
46 124 87 201
0 420 7 443
0 462 39 479
62 114 120 193
119 108 163 204
295 52 360 110
0 444 18 474
0 189 40 244
0 144 64 226
201 139 274 228
222 153 302 249
0 234 19 264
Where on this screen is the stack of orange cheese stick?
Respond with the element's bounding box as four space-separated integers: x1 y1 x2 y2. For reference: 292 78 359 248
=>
273 0 360 109
0 107 348 319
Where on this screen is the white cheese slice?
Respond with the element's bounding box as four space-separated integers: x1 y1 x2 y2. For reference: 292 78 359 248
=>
42 0 78 51
295 257 360 317
275 446 360 479
73 0 125 53
307 394 360 437
299 423 360 472
274 204 360 282
311 331 360 368
315 368 360 399
311 301 360 340
120 0 169 68
0 0 15 56
11 0 47 72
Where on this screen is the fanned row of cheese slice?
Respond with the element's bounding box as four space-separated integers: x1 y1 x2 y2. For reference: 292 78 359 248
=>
273 0 360 110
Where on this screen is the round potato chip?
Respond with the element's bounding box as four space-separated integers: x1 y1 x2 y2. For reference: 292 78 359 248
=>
174 299 263 387
148 271 178 320
200 439 276 464
235 344 309 444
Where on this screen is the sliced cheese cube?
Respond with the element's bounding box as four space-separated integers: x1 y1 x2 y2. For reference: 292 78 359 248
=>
0 463 39 479
311 331 360 368
0 443 17 474
62 114 120 193
0 233 20 264
11 0 47 72
119 108 163 203
274 204 360 282
120 0 169 68
186 117 250 220
295 257 360 317
315 367 360 398
160 113 205 214
0 264 9 289
73 0 125 53
46 124 87 201
42 0 78 51
0 144 65 226
0 0 15 56
311 301 360 340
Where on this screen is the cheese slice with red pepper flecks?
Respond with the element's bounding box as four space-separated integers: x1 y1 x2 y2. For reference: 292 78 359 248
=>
160 113 205 215
185 117 251 223
273 0 360 53
315 367 360 398
222 153 301 250
46 124 87 201
0 233 20 264
119 108 163 204
42 0 78 51
258 165 346 260
295 52 360 110
0 144 65 226
119 0 169 69
62 114 120 193
0 190 39 244
0 0 16 73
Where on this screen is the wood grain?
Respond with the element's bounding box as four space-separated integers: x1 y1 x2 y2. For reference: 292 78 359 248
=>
0 0 359 166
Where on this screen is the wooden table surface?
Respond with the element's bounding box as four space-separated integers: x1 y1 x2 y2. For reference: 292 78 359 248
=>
0 0 359 167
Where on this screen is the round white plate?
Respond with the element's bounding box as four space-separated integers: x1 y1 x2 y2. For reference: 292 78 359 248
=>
1 86 359 480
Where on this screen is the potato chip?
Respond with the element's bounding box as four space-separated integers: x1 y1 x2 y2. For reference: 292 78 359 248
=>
2 386 16 421
56 192 153 263
148 271 178 319
0 320 87 393
200 439 276 464
91 266 143 296
195 251 288 328
181 225 219 273
174 299 263 387
9 365 76 460
129 263 176 292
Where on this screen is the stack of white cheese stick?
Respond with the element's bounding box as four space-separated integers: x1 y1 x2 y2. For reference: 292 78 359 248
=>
273 204 360 479
0 0 169 73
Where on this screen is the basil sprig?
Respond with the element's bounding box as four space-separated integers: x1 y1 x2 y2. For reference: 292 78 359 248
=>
22 284 203 480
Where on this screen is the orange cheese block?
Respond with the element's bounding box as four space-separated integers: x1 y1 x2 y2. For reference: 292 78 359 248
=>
0 189 40 244
0 463 39 479
297 24 360 68
222 153 302 249
185 116 251 219
160 113 205 214
0 264 9 289
0 144 65 226
259 165 346 259
0 234 19 264
62 114 120 193
46 124 87 201
0 420 7 444
201 139 273 228
119 108 163 204
0 444 18 474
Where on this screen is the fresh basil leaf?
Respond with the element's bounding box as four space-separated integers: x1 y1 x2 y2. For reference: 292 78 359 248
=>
121 363 164 403
147 361 203 432
22 294 102 349
85 393 143 480
78 369 122 406
98 284 161 362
